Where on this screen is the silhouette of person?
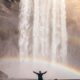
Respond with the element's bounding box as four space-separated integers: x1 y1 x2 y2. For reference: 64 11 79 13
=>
33 71 47 80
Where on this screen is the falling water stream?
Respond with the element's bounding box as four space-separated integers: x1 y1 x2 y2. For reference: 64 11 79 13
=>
19 0 68 63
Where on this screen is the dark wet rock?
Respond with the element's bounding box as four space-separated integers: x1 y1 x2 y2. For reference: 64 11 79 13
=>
0 71 8 79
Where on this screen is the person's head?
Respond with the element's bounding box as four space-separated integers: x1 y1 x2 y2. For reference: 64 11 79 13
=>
39 71 41 73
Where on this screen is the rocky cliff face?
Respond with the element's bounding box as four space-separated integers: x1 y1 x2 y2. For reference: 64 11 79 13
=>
0 0 19 58
66 0 80 69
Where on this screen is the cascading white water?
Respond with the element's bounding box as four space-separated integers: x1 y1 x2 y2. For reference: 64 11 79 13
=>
19 0 34 61
52 0 68 62
19 0 68 63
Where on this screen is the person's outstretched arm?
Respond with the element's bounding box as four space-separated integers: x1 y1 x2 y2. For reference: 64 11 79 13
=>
42 71 47 74
33 71 38 75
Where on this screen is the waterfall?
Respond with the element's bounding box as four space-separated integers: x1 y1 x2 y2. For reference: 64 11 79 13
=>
19 0 68 63
51 0 68 62
33 0 51 60
19 0 34 61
